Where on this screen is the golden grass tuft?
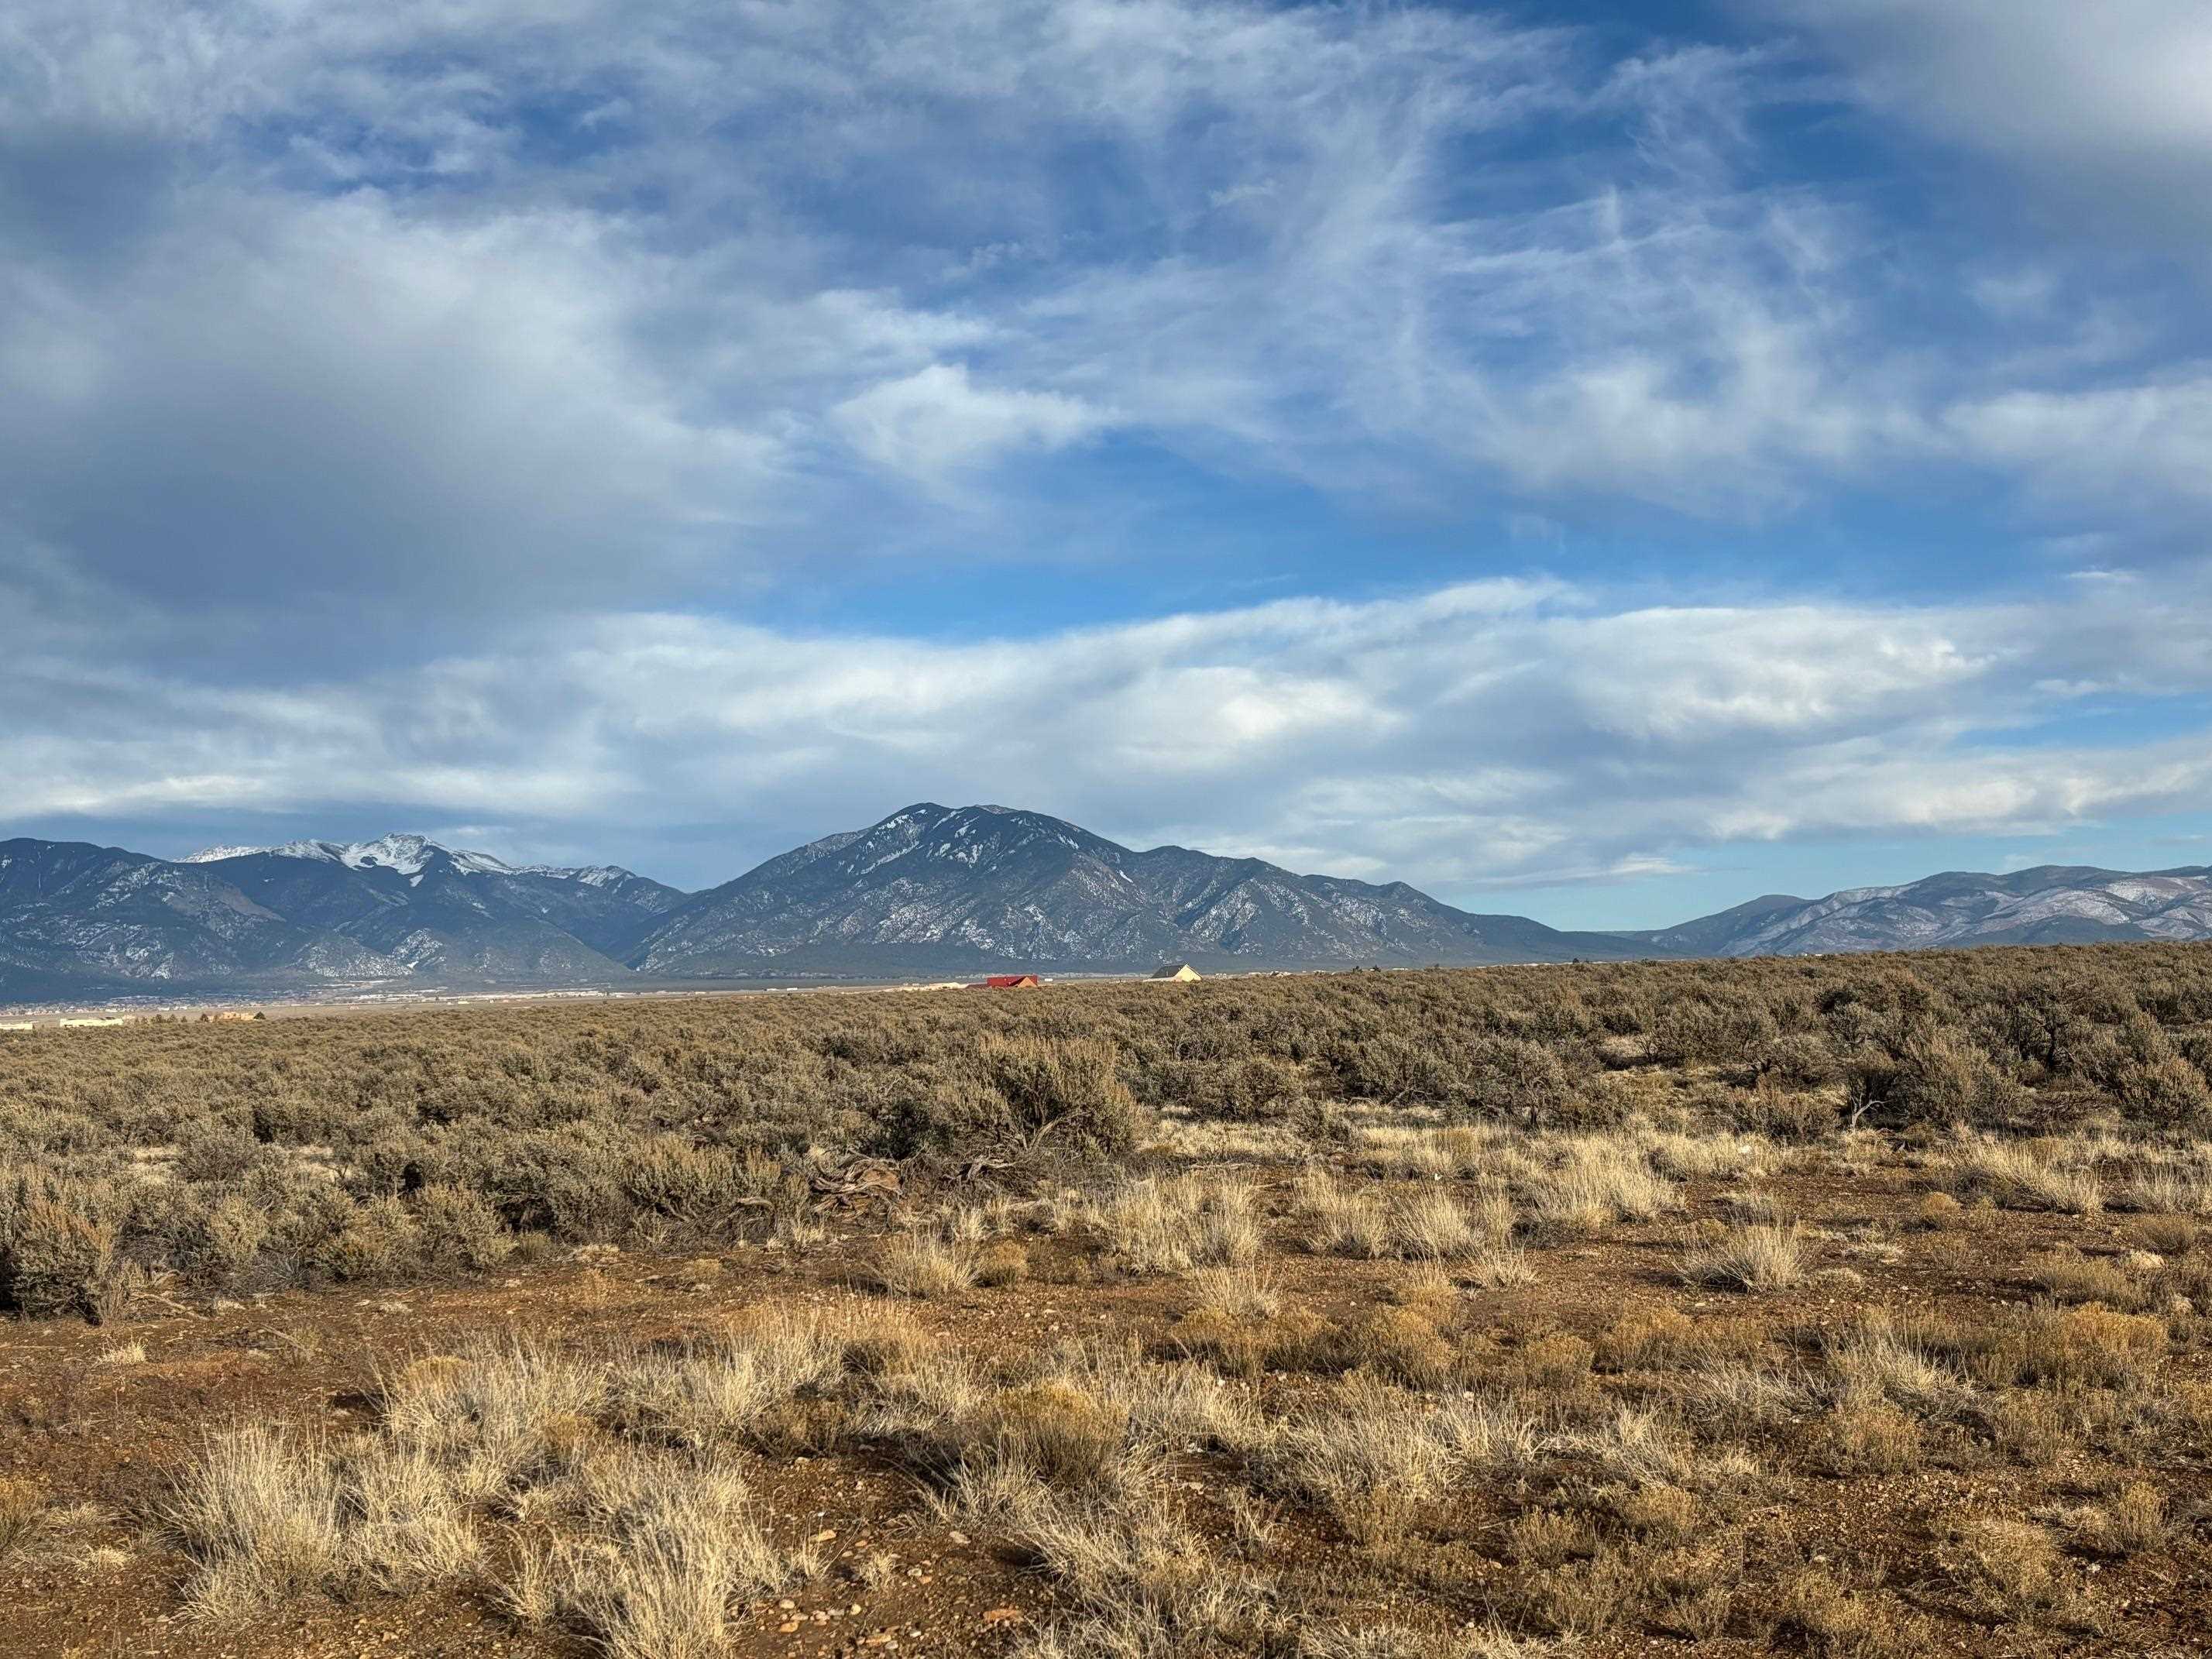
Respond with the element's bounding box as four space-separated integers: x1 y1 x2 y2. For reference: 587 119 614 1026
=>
864 1234 977 1298
1681 1222 1808 1291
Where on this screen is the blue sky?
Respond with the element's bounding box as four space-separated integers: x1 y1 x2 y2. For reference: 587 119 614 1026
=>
4 0 2210 927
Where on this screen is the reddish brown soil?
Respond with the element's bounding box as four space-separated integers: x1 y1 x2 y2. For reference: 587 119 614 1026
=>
5 1163 2210 1657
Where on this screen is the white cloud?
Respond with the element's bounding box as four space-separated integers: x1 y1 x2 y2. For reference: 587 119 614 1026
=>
5 0 2212 904
7 572 2210 896
5 0 2209 627
833 363 1113 481
1947 377 2212 506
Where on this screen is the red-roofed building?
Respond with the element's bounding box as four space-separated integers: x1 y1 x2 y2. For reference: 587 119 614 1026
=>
974 974 1041 989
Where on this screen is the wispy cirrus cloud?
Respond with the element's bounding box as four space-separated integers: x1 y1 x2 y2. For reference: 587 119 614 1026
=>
4 0 2212 916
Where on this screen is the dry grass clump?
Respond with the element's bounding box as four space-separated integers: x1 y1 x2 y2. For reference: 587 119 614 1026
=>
1292 1172 1390 1259
607 1310 858 1453
1808 1400 1920 1475
2064 1482 2166 1558
974 1239 1032 1286
1949 1516 2094 1629
2114 1156 2212 1217
1169 1299 1336 1380
2131 1214 2199 1255
1773 1567 1928 1658
1595 1305 1695 1372
2002 1304 2169 1389
1523 1138 1679 1241
1339 1306 1457 1387
1292 1173 1512 1262
1268 1374 1542 1527
1386 1187 1498 1260
1186 1262 1282 1323
864 1232 977 1298
168 1424 348 1618
553 1462 820 1659
1915 1190 1964 1229
1946 1138 2104 1215
1089 1173 1262 1273
2024 1246 2144 1309
1681 1222 1808 1292
170 1320 885 1630
0 1477 50 1562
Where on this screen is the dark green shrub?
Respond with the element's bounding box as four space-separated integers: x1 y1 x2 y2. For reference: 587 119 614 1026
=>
1846 1028 2028 1129
977 1037 1149 1157
1455 1035 1574 1125
416 1183 514 1271
1 1197 120 1321
321 1196 422 1282
1172 1056 1308 1121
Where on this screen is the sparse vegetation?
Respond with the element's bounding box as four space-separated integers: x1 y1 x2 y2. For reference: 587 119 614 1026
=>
5 943 2212 1654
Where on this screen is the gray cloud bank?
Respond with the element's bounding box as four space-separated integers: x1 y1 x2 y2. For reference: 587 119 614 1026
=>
9 570 2209 895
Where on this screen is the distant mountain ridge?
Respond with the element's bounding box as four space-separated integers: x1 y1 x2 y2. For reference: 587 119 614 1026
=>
0 834 685 998
629 802 1647 976
1623 864 2212 957
4 810 2210 1002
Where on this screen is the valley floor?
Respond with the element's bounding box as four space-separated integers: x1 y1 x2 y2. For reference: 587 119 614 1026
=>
3 950 2211 1657
6 1112 2212 1657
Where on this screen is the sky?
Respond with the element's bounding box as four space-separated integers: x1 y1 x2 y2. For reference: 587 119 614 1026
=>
4 0 2211 929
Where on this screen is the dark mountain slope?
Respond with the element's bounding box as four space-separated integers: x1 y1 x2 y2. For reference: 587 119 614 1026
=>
630 803 1649 974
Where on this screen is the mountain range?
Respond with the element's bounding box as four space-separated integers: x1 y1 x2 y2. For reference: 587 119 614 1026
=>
1620 865 2212 958
1 805 2207 1001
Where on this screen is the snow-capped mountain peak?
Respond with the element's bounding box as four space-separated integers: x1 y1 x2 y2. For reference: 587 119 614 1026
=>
515 864 635 888
186 834 520 878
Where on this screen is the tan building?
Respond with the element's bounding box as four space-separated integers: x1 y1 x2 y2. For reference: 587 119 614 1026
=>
1149 963 1201 982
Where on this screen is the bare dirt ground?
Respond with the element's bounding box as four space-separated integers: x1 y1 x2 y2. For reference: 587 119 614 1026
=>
8 1147 2211 1658
8 952 2212 1657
